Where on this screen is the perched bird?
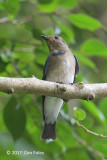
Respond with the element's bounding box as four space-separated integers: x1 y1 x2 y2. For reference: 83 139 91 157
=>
41 35 79 140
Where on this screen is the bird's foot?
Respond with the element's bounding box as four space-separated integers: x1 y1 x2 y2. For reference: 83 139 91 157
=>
78 82 84 85
56 81 63 84
75 82 84 89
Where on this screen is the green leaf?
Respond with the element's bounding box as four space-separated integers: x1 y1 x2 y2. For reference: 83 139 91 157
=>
38 0 53 4
0 3 4 10
81 101 106 125
76 54 96 69
64 149 91 160
3 97 26 140
81 38 107 57
34 47 48 65
14 51 35 63
32 28 43 40
62 103 69 114
4 0 20 15
0 57 7 72
73 107 86 120
6 64 14 73
58 0 77 8
0 24 17 39
39 0 58 12
94 141 107 156
57 121 78 148
0 39 6 49
0 52 9 62
43 27 54 36
98 98 107 119
69 13 102 31
55 21 75 42
75 73 83 82
0 23 32 40
60 104 70 121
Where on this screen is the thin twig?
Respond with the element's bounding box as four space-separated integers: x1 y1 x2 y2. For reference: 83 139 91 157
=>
0 16 33 24
76 121 107 138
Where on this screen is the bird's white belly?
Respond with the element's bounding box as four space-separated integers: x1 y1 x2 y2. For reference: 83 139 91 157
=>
44 97 63 124
44 58 75 124
47 59 74 84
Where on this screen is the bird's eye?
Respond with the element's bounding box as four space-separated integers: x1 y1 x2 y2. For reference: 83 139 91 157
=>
55 36 59 39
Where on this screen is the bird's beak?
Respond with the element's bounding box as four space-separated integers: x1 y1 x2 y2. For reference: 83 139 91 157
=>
41 35 48 40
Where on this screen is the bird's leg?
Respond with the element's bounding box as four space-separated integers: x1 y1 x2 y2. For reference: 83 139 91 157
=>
75 82 84 89
77 82 84 85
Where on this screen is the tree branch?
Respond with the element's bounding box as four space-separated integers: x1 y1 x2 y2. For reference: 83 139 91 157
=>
0 76 107 101
76 121 107 138
0 16 33 24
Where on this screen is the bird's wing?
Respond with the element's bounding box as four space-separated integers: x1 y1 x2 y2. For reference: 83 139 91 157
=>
42 56 50 120
73 55 79 81
42 56 50 80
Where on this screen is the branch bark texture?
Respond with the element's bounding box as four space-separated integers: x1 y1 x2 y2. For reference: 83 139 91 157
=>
0 76 107 100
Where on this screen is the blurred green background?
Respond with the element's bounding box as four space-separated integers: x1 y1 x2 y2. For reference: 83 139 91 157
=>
0 0 107 159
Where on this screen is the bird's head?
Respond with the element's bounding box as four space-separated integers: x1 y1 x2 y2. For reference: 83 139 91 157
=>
41 35 70 52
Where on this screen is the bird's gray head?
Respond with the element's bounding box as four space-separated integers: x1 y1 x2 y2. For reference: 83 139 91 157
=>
41 35 70 52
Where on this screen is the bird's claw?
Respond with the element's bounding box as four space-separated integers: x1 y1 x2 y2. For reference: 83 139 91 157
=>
56 81 63 84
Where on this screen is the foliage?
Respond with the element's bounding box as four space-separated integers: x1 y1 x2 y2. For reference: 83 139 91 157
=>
73 107 86 121
0 0 107 160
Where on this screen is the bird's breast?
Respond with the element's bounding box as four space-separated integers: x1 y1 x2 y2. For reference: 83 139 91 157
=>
46 54 75 84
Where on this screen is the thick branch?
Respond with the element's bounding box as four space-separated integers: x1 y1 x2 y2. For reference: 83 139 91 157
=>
0 76 107 100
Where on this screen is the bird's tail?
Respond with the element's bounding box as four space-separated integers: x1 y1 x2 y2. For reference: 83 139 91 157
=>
41 122 56 140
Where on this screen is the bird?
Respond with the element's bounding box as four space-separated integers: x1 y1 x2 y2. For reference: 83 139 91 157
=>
41 35 79 140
